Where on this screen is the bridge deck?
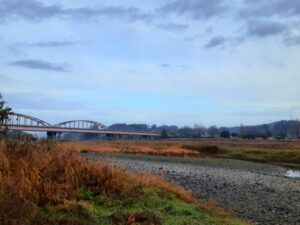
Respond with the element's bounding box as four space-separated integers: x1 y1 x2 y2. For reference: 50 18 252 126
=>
1 125 160 137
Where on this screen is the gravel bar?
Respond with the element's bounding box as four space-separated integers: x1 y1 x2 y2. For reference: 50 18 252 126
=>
84 153 300 225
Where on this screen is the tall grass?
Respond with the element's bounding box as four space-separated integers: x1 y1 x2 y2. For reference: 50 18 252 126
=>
0 139 201 225
0 139 249 225
62 140 300 164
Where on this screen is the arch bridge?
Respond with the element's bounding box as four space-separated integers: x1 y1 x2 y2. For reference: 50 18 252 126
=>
55 120 107 130
1 112 159 137
6 113 51 127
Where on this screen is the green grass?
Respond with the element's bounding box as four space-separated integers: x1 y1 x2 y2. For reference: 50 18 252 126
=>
29 188 247 225
219 148 300 164
183 144 300 165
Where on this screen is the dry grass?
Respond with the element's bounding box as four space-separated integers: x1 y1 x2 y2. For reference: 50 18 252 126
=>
58 140 202 157
58 139 300 164
0 138 246 225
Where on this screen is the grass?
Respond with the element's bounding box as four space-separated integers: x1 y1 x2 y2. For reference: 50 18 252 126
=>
59 140 199 157
0 138 248 225
59 139 300 165
182 141 300 165
31 188 244 225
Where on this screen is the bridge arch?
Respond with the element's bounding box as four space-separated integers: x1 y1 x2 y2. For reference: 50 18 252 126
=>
55 120 107 130
5 113 51 127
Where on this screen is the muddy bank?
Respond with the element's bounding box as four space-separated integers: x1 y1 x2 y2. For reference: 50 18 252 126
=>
84 153 300 225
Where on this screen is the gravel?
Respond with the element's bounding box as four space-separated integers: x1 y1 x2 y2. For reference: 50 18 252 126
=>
84 153 300 225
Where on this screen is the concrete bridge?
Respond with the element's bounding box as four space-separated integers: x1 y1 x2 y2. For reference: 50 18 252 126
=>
1 113 160 138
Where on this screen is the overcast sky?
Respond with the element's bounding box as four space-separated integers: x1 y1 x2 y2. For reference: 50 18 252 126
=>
1 0 300 127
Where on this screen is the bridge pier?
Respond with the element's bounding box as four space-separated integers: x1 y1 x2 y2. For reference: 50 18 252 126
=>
47 131 57 140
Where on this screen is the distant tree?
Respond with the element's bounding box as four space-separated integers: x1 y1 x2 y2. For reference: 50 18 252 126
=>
231 132 239 138
193 124 205 138
266 130 273 138
220 130 230 139
239 124 245 138
0 94 12 126
273 121 289 138
177 126 192 138
0 94 12 135
296 120 300 139
208 126 218 138
151 124 157 130
161 128 168 139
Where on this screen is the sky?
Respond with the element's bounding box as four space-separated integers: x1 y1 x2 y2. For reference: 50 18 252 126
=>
1 0 300 127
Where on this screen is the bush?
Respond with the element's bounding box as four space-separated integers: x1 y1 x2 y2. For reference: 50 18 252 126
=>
182 145 224 155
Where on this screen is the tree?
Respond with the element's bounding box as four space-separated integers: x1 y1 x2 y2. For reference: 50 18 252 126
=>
220 130 230 139
239 124 245 139
208 126 218 138
0 94 12 135
193 124 205 138
161 128 168 139
150 124 157 130
296 119 300 139
0 94 12 126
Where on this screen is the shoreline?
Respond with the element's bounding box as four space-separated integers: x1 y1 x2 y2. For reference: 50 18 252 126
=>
84 152 300 225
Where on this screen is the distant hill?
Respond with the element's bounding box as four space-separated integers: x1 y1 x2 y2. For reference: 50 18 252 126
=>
226 120 300 139
109 120 300 139
108 123 149 132
62 120 300 140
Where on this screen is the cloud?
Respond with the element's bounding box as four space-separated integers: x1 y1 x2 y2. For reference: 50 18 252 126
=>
25 41 75 47
158 0 228 20
284 35 300 46
203 35 245 49
246 20 288 37
66 6 152 22
160 63 171 68
9 59 70 72
241 0 300 18
160 63 190 70
0 0 63 21
184 27 213 42
157 22 189 31
235 1 300 46
204 36 226 48
0 0 153 23
0 74 13 82
12 41 75 50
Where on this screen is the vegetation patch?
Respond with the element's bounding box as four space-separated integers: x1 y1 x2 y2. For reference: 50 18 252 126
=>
0 139 248 225
59 140 300 166
182 145 224 155
28 188 246 225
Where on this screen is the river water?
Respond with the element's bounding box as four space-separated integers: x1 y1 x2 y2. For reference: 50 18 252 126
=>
285 169 300 178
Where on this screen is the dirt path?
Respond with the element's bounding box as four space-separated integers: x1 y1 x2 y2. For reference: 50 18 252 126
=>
84 153 300 225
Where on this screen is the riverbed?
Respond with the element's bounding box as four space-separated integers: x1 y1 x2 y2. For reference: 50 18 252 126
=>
84 153 300 225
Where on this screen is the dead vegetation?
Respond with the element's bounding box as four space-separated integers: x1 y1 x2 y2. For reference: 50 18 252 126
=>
0 138 247 225
59 139 300 165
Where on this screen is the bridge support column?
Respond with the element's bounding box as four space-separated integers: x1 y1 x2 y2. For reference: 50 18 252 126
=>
105 134 113 140
47 131 57 140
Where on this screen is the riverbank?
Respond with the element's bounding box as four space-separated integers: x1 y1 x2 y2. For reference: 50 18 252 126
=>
0 140 247 225
84 152 300 225
59 139 300 167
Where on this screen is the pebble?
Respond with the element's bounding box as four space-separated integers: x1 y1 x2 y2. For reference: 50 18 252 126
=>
85 153 300 225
